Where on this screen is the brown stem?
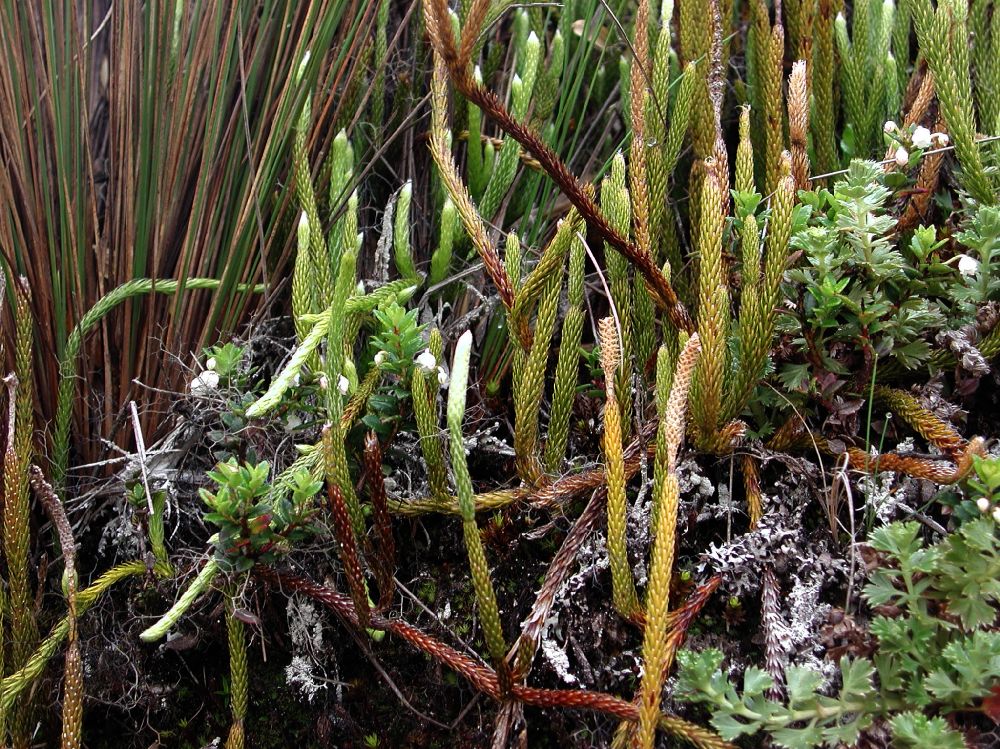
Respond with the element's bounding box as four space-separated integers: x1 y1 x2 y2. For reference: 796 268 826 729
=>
364 432 396 611
513 488 608 679
326 482 370 630
424 0 694 334
257 568 733 749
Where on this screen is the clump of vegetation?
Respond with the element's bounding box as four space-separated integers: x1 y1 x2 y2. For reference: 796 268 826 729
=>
676 457 1000 748
3 0 1000 746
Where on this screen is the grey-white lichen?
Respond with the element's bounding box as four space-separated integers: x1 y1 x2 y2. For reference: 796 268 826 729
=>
284 595 332 703
285 655 327 703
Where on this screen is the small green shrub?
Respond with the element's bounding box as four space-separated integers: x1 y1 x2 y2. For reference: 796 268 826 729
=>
779 161 996 398
201 460 323 573
675 458 1000 748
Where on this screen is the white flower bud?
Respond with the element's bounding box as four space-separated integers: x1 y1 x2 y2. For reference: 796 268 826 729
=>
883 120 898 133
958 254 980 276
977 497 991 514
189 370 219 395
437 366 449 387
912 126 933 149
318 375 329 390
374 350 388 366
206 357 217 371
415 349 437 372
338 375 350 395
993 506 1000 523
933 132 949 146
894 146 909 166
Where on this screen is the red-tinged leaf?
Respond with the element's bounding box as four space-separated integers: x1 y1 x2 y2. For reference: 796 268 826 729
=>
982 685 1000 724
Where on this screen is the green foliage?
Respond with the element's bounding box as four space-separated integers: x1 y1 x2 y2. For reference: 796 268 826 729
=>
782 162 974 389
676 649 878 748
369 304 427 380
364 302 429 435
889 712 968 749
677 503 1000 748
865 518 1000 630
203 343 247 386
200 459 322 572
953 204 1000 315
835 0 898 159
970 454 1000 505
14 0 1000 742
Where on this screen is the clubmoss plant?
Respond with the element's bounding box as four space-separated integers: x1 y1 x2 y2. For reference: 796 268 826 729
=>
139 557 221 643
599 317 641 620
0 559 172 721
467 65 490 200
430 198 459 286
292 212 314 343
224 595 248 749
371 0 391 137
326 129 355 267
293 52 335 309
511 215 579 482
834 0 898 160
911 0 995 204
30 467 82 749
637 333 701 749
479 25 540 221
3 278 38 749
811 0 839 178
971 0 1000 136
447 330 512 689
323 247 365 534
678 0 717 159
647 0 696 268
544 228 586 472
412 331 449 500
602 155 635 433
690 161 729 452
393 182 419 282
749 0 787 194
